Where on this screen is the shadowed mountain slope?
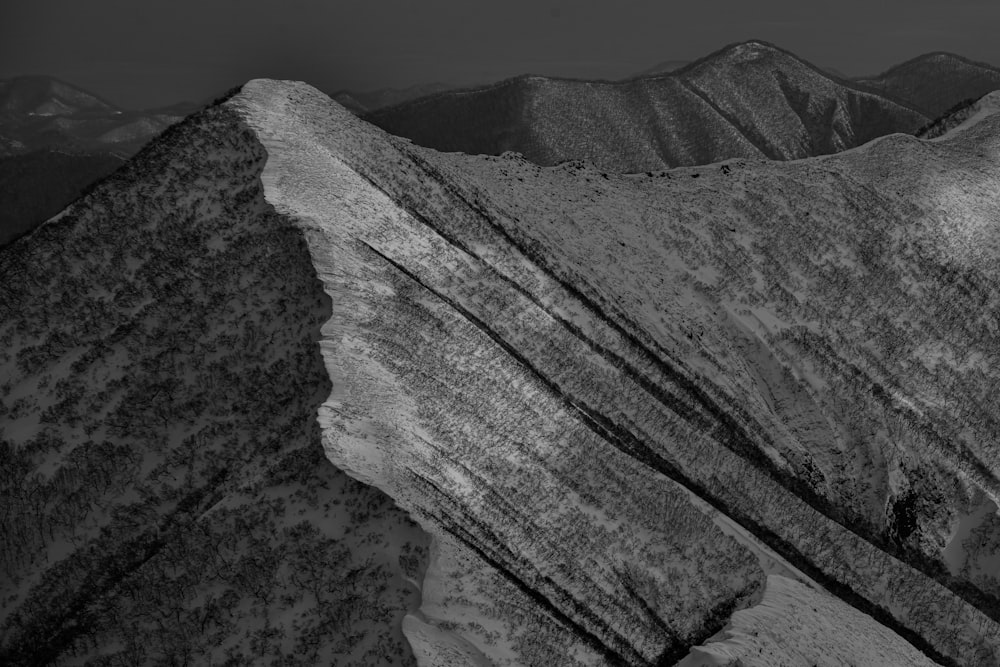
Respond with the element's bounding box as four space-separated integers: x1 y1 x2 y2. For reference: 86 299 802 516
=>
857 52 1000 118
364 41 928 172
0 99 427 665
6 79 1000 665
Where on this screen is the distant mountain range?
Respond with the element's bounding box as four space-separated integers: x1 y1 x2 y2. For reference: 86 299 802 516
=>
335 55 854 113
362 41 930 172
0 76 201 245
0 75 200 157
6 41 1000 247
0 75 118 119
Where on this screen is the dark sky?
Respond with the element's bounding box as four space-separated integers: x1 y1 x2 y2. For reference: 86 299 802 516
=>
3 0 999 109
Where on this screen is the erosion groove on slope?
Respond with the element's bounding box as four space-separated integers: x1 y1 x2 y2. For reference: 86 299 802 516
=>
414 134 1000 611
362 123 1000 642
351 145 970 667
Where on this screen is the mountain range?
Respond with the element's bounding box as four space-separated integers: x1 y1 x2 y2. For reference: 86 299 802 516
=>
362 41 930 172
4 74 1000 665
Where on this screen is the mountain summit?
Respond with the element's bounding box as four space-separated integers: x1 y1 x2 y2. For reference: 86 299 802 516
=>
4 79 1000 665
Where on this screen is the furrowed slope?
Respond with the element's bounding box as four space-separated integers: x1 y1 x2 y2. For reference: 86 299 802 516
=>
364 41 927 172
236 79 1000 665
857 52 1000 118
0 97 426 665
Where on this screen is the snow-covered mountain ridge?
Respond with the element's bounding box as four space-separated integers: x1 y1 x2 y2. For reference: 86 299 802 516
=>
237 79 1000 665
5 78 1000 665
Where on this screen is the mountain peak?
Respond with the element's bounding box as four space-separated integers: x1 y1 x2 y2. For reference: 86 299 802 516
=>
715 39 786 63
677 40 811 78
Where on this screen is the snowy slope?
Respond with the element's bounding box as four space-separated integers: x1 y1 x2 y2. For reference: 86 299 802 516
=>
235 80 1000 665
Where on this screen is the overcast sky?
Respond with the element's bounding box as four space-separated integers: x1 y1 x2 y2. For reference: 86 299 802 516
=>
3 0 998 109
